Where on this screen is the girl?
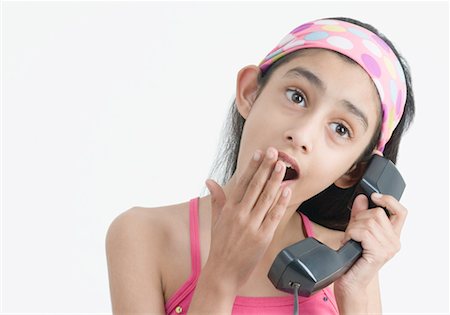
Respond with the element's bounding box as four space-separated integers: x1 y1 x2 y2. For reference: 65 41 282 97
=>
106 17 415 314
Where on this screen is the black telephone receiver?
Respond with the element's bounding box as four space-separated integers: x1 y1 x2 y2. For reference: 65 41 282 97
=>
268 155 406 297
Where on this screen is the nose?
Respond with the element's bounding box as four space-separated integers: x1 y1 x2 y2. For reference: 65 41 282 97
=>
283 118 319 153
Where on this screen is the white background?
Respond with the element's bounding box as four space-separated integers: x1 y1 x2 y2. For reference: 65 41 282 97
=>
2 1 449 314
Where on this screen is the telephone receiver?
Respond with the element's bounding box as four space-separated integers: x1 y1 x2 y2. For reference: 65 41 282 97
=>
268 154 406 297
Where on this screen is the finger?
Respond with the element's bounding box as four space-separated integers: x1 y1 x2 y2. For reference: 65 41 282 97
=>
350 207 390 227
350 194 369 219
231 149 264 204
344 218 399 263
251 160 286 223
205 179 226 226
239 147 279 210
361 209 396 243
343 224 382 248
342 212 388 249
371 193 408 236
342 226 392 271
369 207 396 234
346 207 396 241
259 187 291 236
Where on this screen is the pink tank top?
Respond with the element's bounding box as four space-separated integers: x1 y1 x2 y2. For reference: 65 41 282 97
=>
164 198 339 315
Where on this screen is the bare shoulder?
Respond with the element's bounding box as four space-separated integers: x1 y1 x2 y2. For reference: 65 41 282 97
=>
105 201 191 314
106 202 190 259
108 201 190 240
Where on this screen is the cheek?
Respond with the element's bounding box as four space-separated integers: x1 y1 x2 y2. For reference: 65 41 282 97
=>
242 104 282 140
236 112 272 163
310 153 356 182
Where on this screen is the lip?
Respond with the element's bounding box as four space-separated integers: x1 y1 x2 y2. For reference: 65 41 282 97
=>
277 151 301 180
280 178 297 189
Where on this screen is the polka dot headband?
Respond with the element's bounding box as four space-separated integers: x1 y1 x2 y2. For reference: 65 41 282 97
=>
259 19 407 152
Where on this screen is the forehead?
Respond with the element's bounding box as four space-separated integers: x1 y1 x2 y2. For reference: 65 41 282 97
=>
274 49 373 84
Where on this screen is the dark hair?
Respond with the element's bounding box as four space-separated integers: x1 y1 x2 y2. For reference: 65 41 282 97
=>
207 17 415 230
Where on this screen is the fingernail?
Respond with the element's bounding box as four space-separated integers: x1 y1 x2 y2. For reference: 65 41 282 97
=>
275 161 282 173
372 193 383 199
266 147 275 159
282 187 291 197
253 150 261 161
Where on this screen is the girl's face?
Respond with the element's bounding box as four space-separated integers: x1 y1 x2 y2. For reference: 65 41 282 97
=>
235 48 381 205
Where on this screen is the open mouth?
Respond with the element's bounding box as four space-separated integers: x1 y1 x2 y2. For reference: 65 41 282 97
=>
277 151 300 182
283 165 299 181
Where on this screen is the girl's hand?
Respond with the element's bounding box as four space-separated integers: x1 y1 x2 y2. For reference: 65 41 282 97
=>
335 192 408 294
203 147 292 293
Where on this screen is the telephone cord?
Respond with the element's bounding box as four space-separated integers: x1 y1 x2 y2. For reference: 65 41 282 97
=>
292 282 300 315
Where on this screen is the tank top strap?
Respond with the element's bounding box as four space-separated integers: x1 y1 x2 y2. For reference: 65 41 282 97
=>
164 198 202 313
189 197 202 277
299 212 315 238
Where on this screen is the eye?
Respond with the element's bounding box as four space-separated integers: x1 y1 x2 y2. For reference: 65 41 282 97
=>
286 88 306 107
330 122 352 139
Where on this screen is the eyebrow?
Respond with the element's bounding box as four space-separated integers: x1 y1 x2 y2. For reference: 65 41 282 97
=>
283 66 369 131
340 100 368 131
284 67 326 91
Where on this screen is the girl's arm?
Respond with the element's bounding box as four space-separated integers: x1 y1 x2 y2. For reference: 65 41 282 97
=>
335 193 407 314
105 207 166 314
335 272 382 313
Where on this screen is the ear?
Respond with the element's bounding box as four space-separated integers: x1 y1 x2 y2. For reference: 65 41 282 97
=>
235 65 261 119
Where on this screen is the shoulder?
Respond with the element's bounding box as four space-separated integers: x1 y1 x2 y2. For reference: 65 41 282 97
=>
107 200 191 239
106 201 192 270
105 201 191 312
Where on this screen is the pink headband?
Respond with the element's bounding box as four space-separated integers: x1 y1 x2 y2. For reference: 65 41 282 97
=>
259 19 406 152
